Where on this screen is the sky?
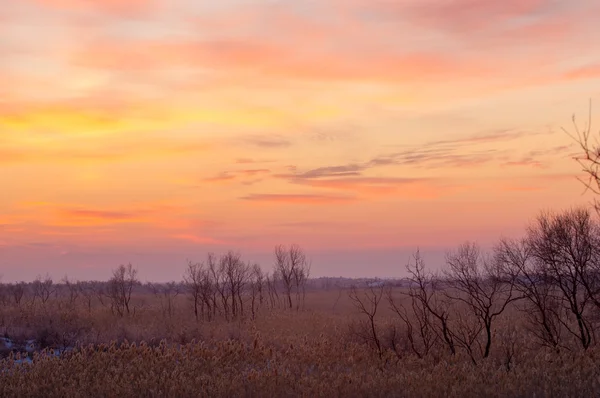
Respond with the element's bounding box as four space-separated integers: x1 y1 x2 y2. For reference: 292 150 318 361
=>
1 0 600 282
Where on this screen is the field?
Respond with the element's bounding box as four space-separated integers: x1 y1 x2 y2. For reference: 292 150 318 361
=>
1 271 600 397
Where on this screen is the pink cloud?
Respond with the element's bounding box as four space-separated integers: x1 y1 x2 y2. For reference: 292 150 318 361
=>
240 193 356 204
59 0 598 95
407 0 551 31
350 0 558 35
33 0 157 15
70 37 492 84
288 177 463 200
501 159 546 169
171 234 225 245
563 64 600 80
203 173 237 183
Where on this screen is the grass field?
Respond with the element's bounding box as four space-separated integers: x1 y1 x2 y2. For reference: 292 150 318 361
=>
1 276 600 397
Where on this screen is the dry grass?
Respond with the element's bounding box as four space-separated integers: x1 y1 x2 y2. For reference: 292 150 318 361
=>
1 288 600 397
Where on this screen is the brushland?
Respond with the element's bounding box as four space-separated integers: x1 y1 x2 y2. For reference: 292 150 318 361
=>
2 208 600 397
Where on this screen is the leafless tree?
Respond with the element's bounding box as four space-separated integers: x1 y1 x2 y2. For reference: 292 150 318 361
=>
222 251 241 318
387 250 437 359
249 264 264 320
208 253 229 320
444 242 520 359
265 270 280 310
0 280 7 307
293 256 311 311
6 282 26 307
184 260 204 321
403 251 456 356
90 281 109 309
349 284 385 358
108 263 138 317
524 208 599 350
78 281 96 313
32 274 55 306
496 237 565 350
274 244 310 310
275 245 294 309
222 251 251 319
62 276 80 308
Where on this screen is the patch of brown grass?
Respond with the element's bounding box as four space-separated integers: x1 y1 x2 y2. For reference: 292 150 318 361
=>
1 289 599 397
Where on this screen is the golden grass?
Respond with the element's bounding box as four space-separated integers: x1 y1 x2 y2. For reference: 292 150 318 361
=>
1 289 600 397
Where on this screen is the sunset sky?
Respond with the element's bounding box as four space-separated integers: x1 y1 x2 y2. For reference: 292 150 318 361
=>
2 0 600 281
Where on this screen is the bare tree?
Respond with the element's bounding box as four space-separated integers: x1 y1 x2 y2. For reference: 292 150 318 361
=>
32 274 55 306
78 281 96 314
221 251 252 319
293 255 311 310
62 276 80 308
496 237 565 350
208 253 230 320
274 244 310 310
275 245 294 309
0 278 7 307
387 250 437 359
524 208 599 350
184 261 204 321
404 251 456 356
90 281 109 309
444 242 520 359
162 282 181 318
7 282 26 307
222 251 241 318
266 269 280 310
108 263 138 317
349 284 385 358
249 264 264 320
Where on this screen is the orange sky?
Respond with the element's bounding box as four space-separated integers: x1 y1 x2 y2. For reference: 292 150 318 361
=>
1 0 600 281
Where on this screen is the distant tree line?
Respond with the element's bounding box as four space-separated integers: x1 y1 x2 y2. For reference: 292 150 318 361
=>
0 244 311 322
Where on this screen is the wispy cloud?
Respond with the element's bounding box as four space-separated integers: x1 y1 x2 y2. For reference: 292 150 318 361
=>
370 147 500 169
51 208 151 227
427 129 547 147
33 0 157 15
238 169 271 176
287 164 365 179
234 158 276 165
171 234 225 245
401 0 555 32
563 64 600 80
13 202 181 228
500 144 576 168
62 209 136 220
292 177 464 199
501 158 546 168
202 169 272 185
240 135 293 148
240 193 356 204
203 173 237 183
